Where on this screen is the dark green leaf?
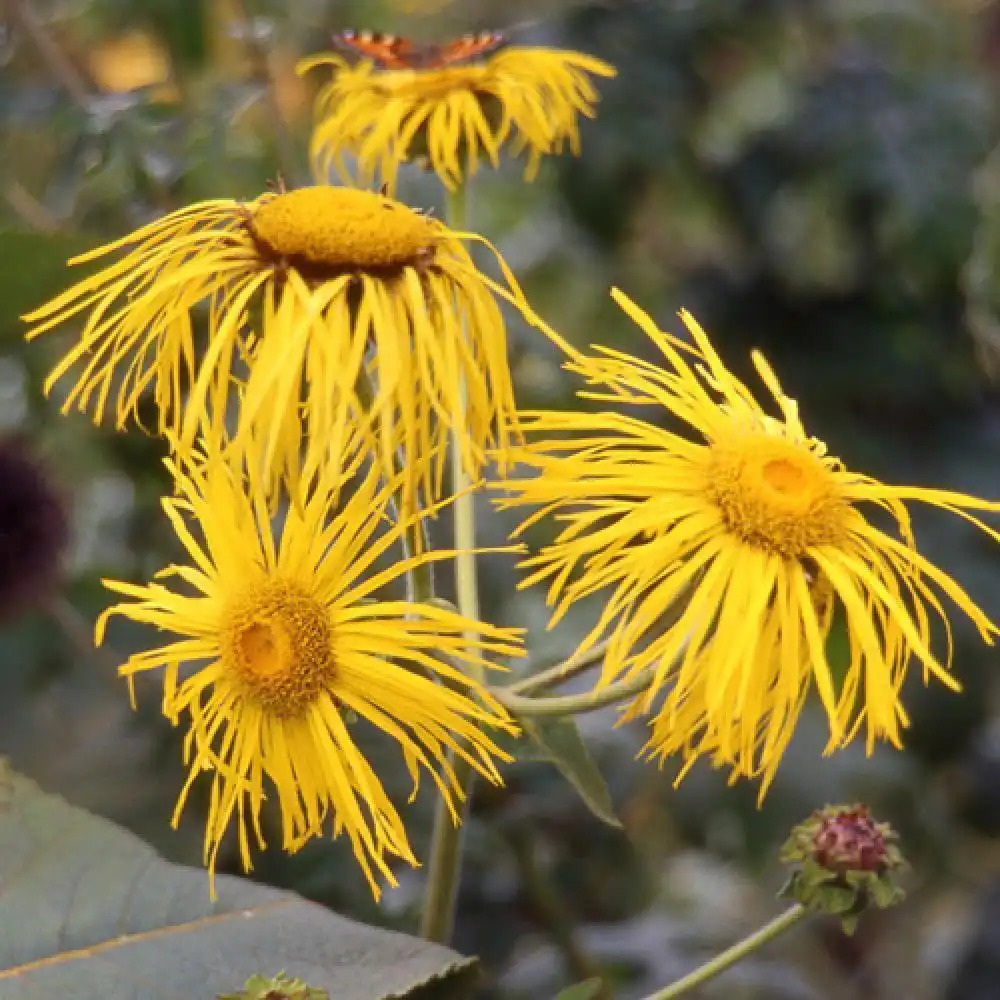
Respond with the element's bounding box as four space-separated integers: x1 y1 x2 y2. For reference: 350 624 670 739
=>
0 763 476 1000
518 717 621 828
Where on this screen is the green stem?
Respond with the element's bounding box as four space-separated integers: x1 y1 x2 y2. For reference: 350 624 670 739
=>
420 180 477 944
446 182 469 231
509 639 610 695
445 182 481 673
496 666 656 717
642 905 809 1000
419 761 472 942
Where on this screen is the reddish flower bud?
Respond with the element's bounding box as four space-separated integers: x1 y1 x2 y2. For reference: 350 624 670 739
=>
779 803 906 934
812 805 890 874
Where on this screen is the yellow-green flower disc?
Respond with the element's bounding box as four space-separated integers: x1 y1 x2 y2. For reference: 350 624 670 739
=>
24 186 537 506
495 289 1000 790
98 431 521 895
300 46 616 191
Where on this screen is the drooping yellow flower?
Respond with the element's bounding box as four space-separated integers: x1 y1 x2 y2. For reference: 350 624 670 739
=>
24 185 536 505
97 430 521 894
496 289 1000 789
300 42 616 191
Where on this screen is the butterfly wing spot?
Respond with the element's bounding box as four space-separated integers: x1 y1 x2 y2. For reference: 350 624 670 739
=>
437 31 505 66
332 29 506 69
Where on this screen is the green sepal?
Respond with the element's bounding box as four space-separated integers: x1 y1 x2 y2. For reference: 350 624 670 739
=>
217 971 329 1000
821 886 858 915
869 874 906 909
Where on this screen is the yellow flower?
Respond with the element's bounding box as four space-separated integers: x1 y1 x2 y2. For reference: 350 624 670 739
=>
24 185 534 506
97 430 521 895
496 289 1000 789
300 44 616 191
88 30 177 100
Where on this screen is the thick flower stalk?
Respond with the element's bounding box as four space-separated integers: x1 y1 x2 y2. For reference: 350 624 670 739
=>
97 431 521 895
24 185 537 507
496 288 1000 789
301 43 616 191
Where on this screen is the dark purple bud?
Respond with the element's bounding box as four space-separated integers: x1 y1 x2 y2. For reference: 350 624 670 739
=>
0 437 69 619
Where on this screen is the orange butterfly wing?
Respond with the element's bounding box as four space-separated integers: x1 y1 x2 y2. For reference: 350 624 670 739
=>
333 30 505 70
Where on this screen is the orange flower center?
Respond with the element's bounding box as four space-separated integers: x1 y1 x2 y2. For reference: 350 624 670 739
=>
222 579 335 715
705 431 849 557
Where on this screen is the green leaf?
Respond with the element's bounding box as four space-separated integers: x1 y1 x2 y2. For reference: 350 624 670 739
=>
518 717 621 828
0 763 476 1000
553 977 605 1000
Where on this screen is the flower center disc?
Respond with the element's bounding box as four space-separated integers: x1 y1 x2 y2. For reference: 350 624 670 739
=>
222 579 335 715
706 432 849 557
379 65 489 99
250 186 437 272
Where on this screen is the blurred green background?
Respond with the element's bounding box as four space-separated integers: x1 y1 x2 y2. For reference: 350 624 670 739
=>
5 0 1000 997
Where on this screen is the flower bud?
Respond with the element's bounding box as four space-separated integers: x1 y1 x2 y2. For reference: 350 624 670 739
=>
779 804 906 934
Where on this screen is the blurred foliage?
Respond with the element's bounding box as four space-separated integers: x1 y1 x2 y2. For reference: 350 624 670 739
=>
5 1 1000 998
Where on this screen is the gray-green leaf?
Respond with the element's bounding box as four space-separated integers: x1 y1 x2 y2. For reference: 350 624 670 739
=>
518 717 621 828
0 763 476 1000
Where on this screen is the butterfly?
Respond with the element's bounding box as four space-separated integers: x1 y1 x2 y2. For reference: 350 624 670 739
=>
332 29 506 70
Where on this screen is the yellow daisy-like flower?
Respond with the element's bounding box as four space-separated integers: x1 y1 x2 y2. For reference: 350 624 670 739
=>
97 431 521 895
300 43 616 191
24 185 536 505
496 289 1000 789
